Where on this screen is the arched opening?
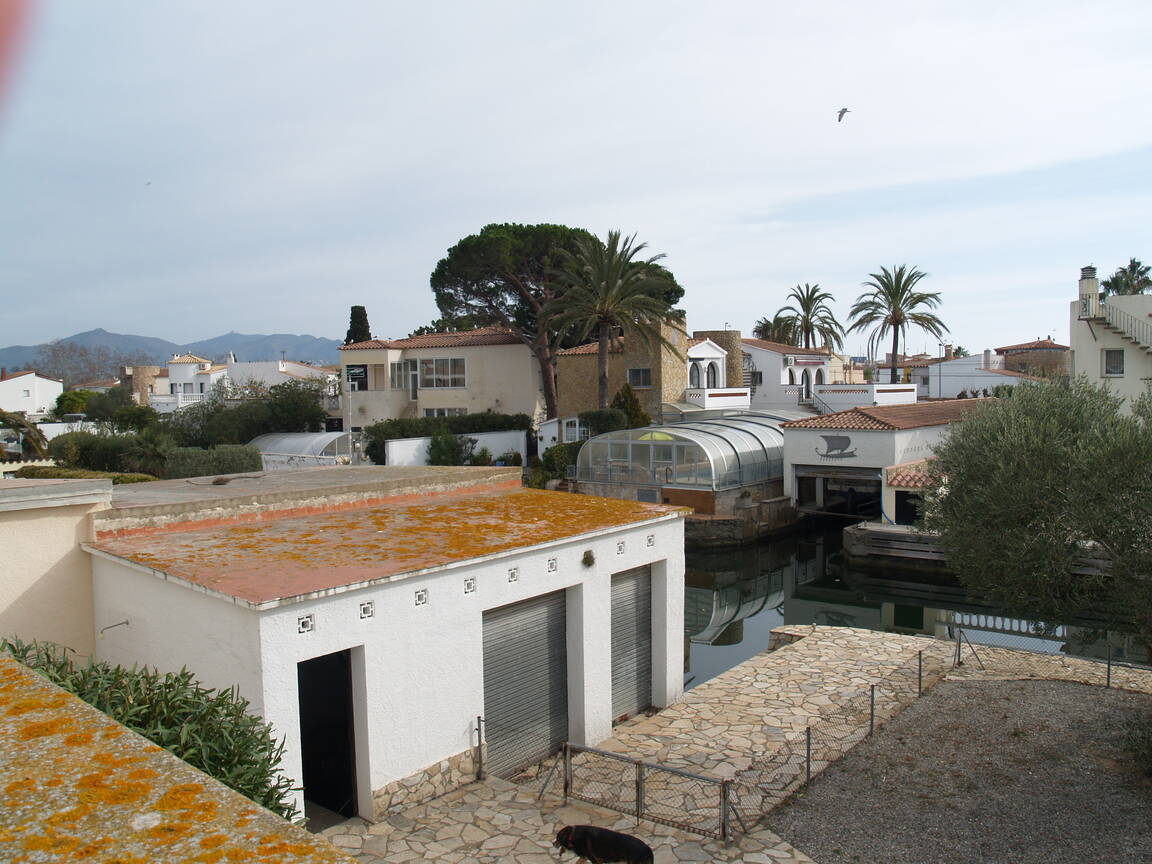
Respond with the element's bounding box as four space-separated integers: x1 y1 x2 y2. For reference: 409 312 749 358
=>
689 363 701 388
801 369 811 399
815 368 825 386
706 362 719 389
787 368 795 386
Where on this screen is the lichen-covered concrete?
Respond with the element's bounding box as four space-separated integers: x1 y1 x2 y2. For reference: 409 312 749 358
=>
0 656 352 863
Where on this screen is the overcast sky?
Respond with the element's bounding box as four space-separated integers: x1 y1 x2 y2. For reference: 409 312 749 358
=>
2 1 1150 355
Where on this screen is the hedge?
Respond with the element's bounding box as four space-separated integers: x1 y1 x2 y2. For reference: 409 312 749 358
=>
164 445 263 479
13 465 157 484
362 411 531 464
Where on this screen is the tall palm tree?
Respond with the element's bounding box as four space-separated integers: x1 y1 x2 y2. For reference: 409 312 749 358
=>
848 265 948 383
751 312 799 345
771 283 845 350
1102 258 1151 296
548 230 683 409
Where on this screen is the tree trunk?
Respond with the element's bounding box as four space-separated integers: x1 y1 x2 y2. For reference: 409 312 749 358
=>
890 328 900 384
597 321 611 409
532 342 559 419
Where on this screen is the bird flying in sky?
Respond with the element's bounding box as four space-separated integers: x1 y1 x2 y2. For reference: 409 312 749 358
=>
837 107 850 122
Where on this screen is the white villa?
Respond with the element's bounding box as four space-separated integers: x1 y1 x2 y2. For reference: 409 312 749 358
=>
149 353 336 414
1070 265 1152 412
0 370 63 420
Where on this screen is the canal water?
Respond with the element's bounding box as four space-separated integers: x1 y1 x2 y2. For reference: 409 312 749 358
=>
681 522 1135 690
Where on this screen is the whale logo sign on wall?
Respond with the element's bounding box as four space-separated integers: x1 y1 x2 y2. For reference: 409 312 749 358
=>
815 434 856 459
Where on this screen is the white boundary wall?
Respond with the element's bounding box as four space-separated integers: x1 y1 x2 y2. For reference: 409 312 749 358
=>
384 430 527 466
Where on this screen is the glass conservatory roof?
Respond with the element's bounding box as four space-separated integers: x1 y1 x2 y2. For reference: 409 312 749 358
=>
575 414 786 490
248 431 350 457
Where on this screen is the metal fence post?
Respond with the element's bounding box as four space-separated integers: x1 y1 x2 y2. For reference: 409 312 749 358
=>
562 743 572 802
869 684 876 735
955 627 962 666
917 651 923 696
475 716 485 781
1107 643 1113 688
719 779 731 846
805 726 812 784
635 760 646 822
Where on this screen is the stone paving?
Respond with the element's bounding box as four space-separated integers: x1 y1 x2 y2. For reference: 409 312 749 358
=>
312 625 1152 864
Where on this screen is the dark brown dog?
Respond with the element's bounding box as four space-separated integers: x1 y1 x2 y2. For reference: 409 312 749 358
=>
553 825 654 864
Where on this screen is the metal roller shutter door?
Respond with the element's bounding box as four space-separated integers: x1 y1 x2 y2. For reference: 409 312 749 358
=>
482 590 568 778
611 566 652 722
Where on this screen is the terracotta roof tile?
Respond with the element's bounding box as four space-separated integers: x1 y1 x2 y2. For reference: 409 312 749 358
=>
341 327 523 350
994 337 1069 353
169 354 210 364
781 398 987 430
741 338 827 357
886 458 935 489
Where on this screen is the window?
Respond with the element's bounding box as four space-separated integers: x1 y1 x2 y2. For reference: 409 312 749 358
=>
423 407 467 417
920 376 930 386
198 382 205 393
749 371 763 386
706 362 718 388
22 389 30 398
419 358 465 388
346 364 368 392
689 363 701 388
563 418 590 442
627 368 652 388
1103 349 1124 376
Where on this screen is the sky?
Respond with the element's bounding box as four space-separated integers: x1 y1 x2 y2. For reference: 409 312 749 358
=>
2 1 1150 356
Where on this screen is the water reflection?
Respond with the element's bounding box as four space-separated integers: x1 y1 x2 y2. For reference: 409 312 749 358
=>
682 524 1147 689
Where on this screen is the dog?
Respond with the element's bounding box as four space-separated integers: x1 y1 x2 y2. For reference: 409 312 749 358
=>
553 825 654 864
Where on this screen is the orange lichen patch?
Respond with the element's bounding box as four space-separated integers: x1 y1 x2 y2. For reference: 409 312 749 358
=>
4 777 35 800
143 821 193 844
192 798 221 823
91 487 685 604
72 836 115 858
127 766 160 780
199 834 229 850
45 804 93 827
154 782 206 812
64 730 95 747
17 716 74 740
6 696 55 716
22 829 81 854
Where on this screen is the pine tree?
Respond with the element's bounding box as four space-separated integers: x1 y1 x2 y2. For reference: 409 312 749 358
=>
345 305 371 344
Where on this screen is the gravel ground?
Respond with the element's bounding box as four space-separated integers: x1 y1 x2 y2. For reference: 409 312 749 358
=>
766 678 1152 864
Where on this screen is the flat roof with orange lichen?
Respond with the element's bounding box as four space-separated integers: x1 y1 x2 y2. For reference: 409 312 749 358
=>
87 488 685 608
0 656 353 864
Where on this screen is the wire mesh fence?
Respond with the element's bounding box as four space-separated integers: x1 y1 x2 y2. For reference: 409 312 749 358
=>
948 618 1152 689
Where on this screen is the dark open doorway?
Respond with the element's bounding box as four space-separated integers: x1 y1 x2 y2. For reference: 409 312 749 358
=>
297 649 357 821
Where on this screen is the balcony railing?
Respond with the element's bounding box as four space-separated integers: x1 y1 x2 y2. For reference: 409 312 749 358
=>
684 387 751 410
1080 294 1152 350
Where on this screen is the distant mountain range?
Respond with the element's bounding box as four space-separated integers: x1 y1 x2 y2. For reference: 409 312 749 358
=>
0 328 343 370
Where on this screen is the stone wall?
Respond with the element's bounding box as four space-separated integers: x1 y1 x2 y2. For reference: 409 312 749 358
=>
693 329 743 388
371 748 477 818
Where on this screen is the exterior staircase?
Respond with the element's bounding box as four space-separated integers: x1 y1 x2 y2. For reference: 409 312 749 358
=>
1079 295 1152 355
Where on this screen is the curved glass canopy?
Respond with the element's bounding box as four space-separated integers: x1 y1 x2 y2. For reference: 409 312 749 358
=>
575 415 785 490
248 431 350 457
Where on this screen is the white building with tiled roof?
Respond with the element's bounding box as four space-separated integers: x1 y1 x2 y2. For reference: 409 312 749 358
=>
0 369 63 419
339 327 545 428
148 353 228 414
779 400 985 518
1070 265 1152 413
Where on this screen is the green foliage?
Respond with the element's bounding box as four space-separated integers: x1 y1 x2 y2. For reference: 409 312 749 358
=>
85 385 135 421
1101 257 1151 296
578 408 628 437
0 409 48 458
751 312 799 345
47 430 137 473
526 441 583 487
848 265 948 383
922 378 1152 647
470 446 493 466
770 283 845 350
610 383 651 428
345 304 371 344
361 412 531 464
122 426 175 477
496 450 523 466
53 389 96 419
427 428 471 465
164 445 263 479
989 384 1016 399
110 403 160 433
546 229 684 409
13 465 157 484
1 638 298 820
165 381 325 448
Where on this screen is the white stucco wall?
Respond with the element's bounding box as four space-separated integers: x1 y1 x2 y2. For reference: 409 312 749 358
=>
0 374 63 416
383 430 528 467
0 496 107 658
89 513 685 818
1069 295 1152 412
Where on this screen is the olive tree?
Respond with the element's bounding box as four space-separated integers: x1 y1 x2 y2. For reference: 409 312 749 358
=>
921 378 1152 647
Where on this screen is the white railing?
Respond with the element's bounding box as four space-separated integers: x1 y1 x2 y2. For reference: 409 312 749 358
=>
684 387 751 409
1080 294 1152 349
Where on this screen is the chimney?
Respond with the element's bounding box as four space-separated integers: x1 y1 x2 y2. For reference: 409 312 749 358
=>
944 344 954 361
982 349 992 369
1078 265 1099 298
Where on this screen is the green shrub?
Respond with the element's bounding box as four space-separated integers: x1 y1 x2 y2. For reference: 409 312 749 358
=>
427 428 475 466
2 638 298 821
610 384 651 428
470 446 493 466
496 450 523 467
165 445 263 479
13 465 156 484
529 441 584 487
362 412 531 464
46 431 137 473
47 430 98 467
577 408 627 437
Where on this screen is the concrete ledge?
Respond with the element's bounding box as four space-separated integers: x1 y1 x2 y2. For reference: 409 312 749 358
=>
0 478 112 512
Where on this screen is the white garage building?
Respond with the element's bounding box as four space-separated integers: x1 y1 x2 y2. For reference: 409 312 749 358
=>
83 468 685 823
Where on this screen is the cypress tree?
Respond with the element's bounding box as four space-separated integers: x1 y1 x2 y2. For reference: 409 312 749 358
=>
345 305 371 344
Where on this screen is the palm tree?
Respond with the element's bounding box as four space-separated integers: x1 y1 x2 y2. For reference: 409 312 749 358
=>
548 230 684 409
771 283 845 350
1102 258 1151 296
0 410 48 459
848 265 948 383
751 312 799 345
